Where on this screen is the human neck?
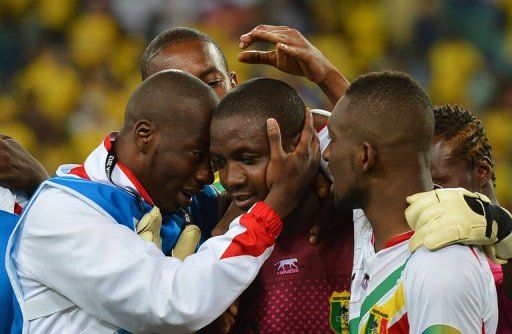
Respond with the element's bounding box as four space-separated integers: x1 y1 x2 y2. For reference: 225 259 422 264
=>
481 182 499 205
364 170 433 252
281 189 321 236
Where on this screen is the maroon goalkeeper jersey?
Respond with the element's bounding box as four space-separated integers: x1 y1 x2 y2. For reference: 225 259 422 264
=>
234 221 354 334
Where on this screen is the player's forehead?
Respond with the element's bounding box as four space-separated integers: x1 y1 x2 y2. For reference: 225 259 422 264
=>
210 116 268 153
150 40 226 76
431 135 460 162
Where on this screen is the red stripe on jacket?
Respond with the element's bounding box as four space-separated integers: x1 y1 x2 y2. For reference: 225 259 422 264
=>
221 202 282 259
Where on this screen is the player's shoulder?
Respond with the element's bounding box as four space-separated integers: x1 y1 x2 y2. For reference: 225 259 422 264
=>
409 244 488 272
27 183 109 221
405 244 492 289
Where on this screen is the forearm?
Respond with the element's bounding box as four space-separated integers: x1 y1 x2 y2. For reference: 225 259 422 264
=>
22 195 281 333
317 69 350 107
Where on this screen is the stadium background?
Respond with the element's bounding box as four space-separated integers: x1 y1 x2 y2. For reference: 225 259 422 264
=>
0 0 511 209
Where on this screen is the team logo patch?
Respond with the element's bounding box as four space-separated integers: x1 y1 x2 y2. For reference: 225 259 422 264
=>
365 307 389 334
274 258 299 275
329 290 350 333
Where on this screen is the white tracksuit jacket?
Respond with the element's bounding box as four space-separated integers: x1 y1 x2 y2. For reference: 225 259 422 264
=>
7 134 282 334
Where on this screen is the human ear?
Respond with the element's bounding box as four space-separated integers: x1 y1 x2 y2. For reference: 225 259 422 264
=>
475 156 494 188
229 71 238 88
133 119 156 154
360 142 376 172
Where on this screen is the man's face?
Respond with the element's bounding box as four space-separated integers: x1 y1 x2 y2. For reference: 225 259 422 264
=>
430 135 479 191
148 40 236 98
143 106 214 214
210 116 270 211
323 97 362 210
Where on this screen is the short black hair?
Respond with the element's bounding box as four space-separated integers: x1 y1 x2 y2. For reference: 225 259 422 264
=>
434 104 496 186
213 77 306 147
343 71 434 153
140 27 229 80
123 69 219 131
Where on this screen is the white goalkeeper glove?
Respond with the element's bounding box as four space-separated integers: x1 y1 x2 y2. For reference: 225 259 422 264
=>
172 224 201 260
136 206 163 250
405 188 512 264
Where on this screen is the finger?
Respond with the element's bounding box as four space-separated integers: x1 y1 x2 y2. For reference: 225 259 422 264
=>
247 24 291 32
266 118 286 161
405 190 438 205
240 25 291 44
136 216 150 232
240 29 290 48
229 302 239 316
296 109 314 153
276 42 307 60
408 205 448 230
423 225 462 250
309 225 320 245
408 231 424 253
226 312 235 326
237 50 276 66
316 176 330 199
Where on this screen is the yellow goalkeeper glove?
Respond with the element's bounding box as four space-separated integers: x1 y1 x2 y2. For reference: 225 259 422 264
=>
136 206 163 250
405 188 512 264
172 224 201 260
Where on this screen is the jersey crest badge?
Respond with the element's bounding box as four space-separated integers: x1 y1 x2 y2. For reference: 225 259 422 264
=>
329 290 350 333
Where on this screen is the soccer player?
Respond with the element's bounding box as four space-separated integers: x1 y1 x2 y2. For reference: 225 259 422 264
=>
209 77 354 333
7 70 320 333
430 104 511 333
324 71 498 333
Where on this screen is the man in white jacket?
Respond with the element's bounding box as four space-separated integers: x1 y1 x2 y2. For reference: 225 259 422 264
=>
6 69 320 333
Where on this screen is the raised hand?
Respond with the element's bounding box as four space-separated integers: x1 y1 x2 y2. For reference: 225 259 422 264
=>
238 25 349 105
0 134 49 194
264 109 320 218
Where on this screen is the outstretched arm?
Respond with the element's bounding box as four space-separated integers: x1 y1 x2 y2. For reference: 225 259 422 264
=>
238 25 349 107
0 135 49 195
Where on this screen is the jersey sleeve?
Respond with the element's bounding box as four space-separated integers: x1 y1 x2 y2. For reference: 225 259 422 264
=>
403 245 498 334
15 187 282 333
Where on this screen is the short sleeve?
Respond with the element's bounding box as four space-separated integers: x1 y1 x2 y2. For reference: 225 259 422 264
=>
404 245 498 334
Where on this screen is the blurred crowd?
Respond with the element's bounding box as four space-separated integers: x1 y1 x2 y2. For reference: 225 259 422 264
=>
0 0 511 208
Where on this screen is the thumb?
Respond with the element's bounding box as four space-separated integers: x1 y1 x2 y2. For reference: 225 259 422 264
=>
267 118 285 162
237 50 276 66
137 206 162 232
408 230 425 253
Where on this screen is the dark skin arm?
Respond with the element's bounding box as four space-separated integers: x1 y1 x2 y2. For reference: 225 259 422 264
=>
238 25 350 107
0 135 49 195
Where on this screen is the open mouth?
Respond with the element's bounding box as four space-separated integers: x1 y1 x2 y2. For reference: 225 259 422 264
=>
232 193 256 210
